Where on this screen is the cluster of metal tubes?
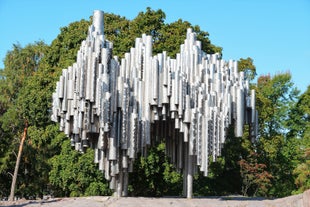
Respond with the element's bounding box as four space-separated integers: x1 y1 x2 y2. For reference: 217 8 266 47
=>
51 10 258 198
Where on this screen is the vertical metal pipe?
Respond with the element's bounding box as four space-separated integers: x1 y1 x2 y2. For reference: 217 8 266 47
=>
187 154 193 199
93 10 104 35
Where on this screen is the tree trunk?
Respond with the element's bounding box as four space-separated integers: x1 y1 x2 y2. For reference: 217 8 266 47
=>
8 121 28 201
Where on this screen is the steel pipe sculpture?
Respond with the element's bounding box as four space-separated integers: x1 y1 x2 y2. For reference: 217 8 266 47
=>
51 10 258 198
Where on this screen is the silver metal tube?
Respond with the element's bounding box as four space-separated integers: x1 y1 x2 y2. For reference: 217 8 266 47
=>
93 10 104 35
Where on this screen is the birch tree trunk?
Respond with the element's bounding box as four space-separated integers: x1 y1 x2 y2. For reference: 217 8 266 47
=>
8 121 28 201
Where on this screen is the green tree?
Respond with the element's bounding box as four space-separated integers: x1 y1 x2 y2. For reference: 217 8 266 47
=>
104 7 222 58
0 42 47 105
287 86 310 194
288 85 310 139
45 20 90 70
157 19 222 58
104 13 130 57
129 143 182 196
238 57 256 81
0 42 48 132
255 73 300 197
130 7 166 45
255 73 299 138
0 42 48 198
194 125 251 196
14 125 64 198
293 148 310 194
49 140 111 197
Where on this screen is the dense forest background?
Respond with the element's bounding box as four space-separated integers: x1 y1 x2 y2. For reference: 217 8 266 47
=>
0 8 309 199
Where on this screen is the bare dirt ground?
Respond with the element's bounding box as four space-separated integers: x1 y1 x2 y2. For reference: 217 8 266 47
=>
1 190 309 207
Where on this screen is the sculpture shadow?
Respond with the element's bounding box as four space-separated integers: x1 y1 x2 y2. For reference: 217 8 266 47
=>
2 198 62 207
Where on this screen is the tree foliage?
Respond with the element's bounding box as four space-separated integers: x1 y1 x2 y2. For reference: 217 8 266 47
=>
254 73 303 197
0 42 49 198
239 152 272 197
129 143 182 196
255 73 299 138
49 140 111 197
289 86 310 194
45 20 90 69
288 85 310 139
102 7 222 58
293 148 310 194
238 57 256 81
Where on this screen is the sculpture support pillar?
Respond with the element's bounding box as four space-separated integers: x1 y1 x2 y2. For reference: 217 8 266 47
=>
183 143 188 197
187 154 193 199
122 171 128 196
183 143 193 198
116 172 123 198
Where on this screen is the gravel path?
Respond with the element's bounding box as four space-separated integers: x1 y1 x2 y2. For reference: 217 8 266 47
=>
1 190 309 207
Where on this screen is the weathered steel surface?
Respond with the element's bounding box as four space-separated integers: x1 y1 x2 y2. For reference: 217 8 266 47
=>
51 10 258 198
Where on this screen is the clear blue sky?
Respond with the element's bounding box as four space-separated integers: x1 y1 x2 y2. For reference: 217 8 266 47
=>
0 0 309 93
